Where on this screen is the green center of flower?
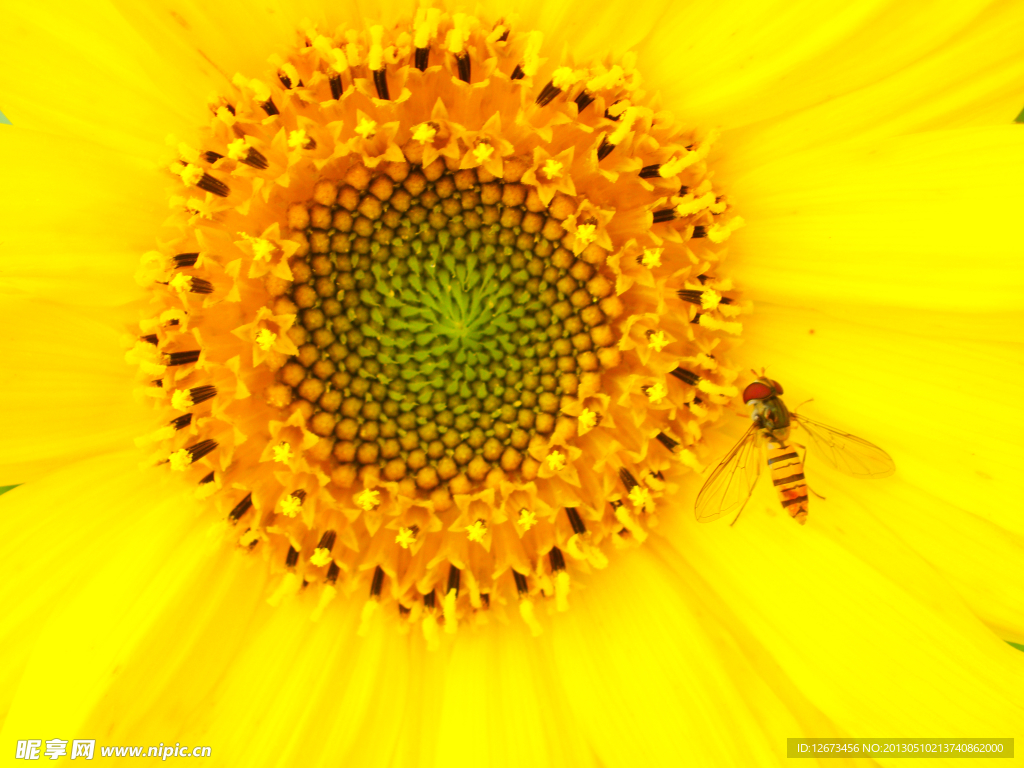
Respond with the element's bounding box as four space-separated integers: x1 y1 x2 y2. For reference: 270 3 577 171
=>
278 164 612 488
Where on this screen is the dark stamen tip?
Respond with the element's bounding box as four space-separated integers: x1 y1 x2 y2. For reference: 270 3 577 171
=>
456 53 471 83
652 208 676 224
329 74 344 100
173 252 199 268
670 367 700 386
373 69 390 101
186 438 218 463
278 72 293 89
596 137 614 161
229 492 253 522
317 530 337 552
513 570 529 595
189 384 217 405
423 590 436 608
447 564 461 595
549 547 566 572
261 99 279 116
197 174 230 197
639 164 661 179
574 90 595 112
618 467 638 492
189 277 214 295
326 561 341 583
243 148 269 170
692 225 707 238
140 334 158 345
370 565 385 596
510 63 525 80
203 151 223 163
170 413 192 431
414 47 429 71
167 349 201 366
565 506 587 535
536 81 561 107
286 546 299 567
656 432 679 451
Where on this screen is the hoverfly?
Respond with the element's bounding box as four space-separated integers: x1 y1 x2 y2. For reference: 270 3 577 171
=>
695 373 895 524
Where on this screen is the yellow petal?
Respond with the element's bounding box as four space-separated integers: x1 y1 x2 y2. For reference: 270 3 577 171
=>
0 299 151 483
0 452 211 742
655 511 1024 742
727 125 1024 310
0 129 168 306
641 0 1023 134
728 302 1024 641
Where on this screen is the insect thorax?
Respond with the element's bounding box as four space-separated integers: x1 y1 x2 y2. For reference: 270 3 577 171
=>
751 396 791 442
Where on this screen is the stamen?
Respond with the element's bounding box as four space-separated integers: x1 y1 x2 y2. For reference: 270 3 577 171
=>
187 277 214 294
513 570 529 595
285 546 299 567
199 471 215 485
446 564 461 595
549 547 566 572
652 208 676 223
317 530 337 551
326 561 341 584
140 334 158 345
565 507 586 535
261 99 279 116
189 385 217 405
692 225 707 238
656 432 679 451
414 47 429 70
536 81 561 106
228 492 253 521
173 252 199 268
166 350 200 366
639 164 661 179
196 173 230 198
369 565 385 596
241 148 269 170
670 367 700 386
455 52 471 82
618 467 638 492
171 439 218 470
510 64 524 80
373 69 390 100
574 90 595 112
423 590 436 609
596 136 614 161
170 413 192 430
329 74 343 99
203 151 223 163
675 290 733 307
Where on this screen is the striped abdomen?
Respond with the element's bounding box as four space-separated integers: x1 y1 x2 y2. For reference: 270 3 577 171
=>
766 440 808 524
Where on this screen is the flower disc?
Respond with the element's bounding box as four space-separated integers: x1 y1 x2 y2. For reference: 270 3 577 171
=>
130 8 746 638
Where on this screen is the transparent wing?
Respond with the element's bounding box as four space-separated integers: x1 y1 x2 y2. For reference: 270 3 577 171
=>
792 415 895 478
695 423 762 522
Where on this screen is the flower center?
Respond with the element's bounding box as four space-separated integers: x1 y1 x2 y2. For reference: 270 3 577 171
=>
130 6 746 642
276 161 617 490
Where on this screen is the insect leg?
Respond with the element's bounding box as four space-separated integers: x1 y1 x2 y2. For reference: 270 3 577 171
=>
792 441 827 500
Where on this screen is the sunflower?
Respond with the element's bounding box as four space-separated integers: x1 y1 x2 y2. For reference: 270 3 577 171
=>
2 0 1023 765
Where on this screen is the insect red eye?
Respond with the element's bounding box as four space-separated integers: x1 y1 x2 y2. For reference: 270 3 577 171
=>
770 379 784 395
742 382 774 402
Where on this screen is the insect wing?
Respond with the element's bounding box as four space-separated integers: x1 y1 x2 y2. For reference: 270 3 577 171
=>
695 423 762 522
792 415 895 478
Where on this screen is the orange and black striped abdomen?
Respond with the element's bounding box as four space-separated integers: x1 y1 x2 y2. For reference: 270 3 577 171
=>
766 440 808 524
